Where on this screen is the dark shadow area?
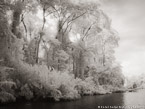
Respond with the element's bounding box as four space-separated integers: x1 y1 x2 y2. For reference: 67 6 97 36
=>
0 93 125 109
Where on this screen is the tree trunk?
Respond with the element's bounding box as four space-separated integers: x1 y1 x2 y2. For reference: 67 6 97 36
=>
79 51 85 80
11 1 23 38
35 34 43 64
0 3 18 66
73 50 85 80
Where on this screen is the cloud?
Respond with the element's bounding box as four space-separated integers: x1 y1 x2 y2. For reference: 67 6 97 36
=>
102 0 145 77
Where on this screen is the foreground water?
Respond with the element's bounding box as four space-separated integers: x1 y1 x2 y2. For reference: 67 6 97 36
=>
1 89 145 109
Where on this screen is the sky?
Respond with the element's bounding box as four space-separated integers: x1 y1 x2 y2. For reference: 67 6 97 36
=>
102 0 145 77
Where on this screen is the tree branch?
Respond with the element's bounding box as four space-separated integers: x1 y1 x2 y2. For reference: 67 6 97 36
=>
82 23 95 41
42 5 46 30
67 11 87 25
21 14 27 38
59 14 72 31
63 12 87 34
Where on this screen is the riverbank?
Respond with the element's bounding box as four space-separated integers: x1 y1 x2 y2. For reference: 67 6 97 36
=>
0 87 115 105
1 89 145 109
1 87 140 105
113 87 144 93
0 91 107 105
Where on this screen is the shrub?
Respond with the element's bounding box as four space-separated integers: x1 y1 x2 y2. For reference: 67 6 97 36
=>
46 71 80 100
75 77 99 95
0 66 16 103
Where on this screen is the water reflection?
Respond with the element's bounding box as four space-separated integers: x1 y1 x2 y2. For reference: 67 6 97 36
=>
124 89 145 109
1 90 145 109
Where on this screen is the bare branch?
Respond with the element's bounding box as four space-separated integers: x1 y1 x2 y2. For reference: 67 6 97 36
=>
42 5 46 30
59 14 72 31
67 11 87 25
21 14 27 38
50 5 61 20
63 12 87 34
63 21 73 34
45 9 59 17
82 23 95 41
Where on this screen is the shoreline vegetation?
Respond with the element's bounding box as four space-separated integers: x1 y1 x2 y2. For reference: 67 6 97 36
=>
0 87 143 105
0 64 125 104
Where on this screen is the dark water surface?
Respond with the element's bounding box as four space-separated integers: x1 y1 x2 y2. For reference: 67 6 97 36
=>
1 89 145 109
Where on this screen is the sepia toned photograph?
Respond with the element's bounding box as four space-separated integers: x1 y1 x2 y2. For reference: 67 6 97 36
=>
0 0 145 109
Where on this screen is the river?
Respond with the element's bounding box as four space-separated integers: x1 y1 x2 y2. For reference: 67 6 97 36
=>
1 89 145 109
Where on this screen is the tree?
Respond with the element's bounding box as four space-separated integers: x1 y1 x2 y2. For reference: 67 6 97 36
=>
98 63 125 88
0 0 126 103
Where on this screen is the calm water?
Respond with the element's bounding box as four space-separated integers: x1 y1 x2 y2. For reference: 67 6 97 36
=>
1 89 145 109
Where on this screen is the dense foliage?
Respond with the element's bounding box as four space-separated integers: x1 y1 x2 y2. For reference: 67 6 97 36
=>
0 0 125 103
